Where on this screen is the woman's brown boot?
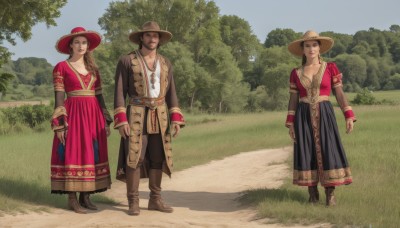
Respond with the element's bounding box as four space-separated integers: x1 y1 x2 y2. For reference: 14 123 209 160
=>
325 187 336 206
308 186 319 203
79 192 98 210
68 192 87 214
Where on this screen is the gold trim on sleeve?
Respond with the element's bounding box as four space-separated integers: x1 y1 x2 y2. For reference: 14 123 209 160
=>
114 107 127 115
169 107 183 115
343 106 352 112
52 106 67 119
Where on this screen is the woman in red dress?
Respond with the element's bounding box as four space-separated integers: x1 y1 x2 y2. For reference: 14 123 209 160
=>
286 31 356 206
50 27 112 213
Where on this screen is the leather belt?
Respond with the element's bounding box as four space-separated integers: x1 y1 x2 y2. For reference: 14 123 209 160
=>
129 96 165 109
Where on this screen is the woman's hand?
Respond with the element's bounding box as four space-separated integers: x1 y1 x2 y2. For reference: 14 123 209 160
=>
289 125 296 143
56 130 67 145
118 124 130 139
346 119 354 134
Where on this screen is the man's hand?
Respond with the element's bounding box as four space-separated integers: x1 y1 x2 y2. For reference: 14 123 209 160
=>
118 124 130 139
172 123 180 138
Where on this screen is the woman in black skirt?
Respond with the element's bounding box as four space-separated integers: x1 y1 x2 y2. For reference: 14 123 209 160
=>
285 30 356 206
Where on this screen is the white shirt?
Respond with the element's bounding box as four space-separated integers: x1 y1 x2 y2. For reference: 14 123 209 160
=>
145 61 161 98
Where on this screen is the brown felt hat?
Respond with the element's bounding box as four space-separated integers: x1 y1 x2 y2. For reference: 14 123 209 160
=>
288 30 334 57
129 21 172 46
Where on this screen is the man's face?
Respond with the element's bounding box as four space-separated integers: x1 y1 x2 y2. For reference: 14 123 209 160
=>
141 32 160 50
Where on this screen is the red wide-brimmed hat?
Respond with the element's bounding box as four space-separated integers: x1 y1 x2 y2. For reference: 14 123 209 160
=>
129 21 172 46
55 27 102 54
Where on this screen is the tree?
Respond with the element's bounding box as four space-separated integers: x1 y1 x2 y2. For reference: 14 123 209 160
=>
389 24 400 33
264 28 300 48
219 15 261 71
334 54 367 89
11 57 53 85
0 0 67 67
320 31 353 58
0 73 15 100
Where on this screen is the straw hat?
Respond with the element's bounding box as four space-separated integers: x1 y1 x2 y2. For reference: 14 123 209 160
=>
129 21 172 46
56 27 101 54
288 30 334 57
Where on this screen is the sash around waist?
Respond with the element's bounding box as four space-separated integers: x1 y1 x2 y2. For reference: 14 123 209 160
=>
67 90 95 97
129 96 165 109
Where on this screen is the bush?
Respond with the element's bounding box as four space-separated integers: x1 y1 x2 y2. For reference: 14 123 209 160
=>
1 104 52 128
352 88 378 105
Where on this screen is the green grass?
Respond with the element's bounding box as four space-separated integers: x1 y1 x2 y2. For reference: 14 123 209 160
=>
240 105 400 228
0 111 291 214
1 90 399 226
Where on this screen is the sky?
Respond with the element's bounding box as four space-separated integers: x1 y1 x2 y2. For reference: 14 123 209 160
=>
3 0 400 66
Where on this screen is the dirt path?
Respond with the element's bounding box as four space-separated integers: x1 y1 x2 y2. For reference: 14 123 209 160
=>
0 147 328 228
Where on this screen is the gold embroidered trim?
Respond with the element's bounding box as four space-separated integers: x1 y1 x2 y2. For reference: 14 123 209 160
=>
51 177 111 192
67 90 95 97
169 107 183 115
114 107 126 115
52 106 67 119
299 95 329 104
129 96 166 109
114 121 128 129
51 162 109 169
288 110 295 115
66 60 96 90
293 168 352 186
53 71 64 91
297 62 328 185
343 106 352 112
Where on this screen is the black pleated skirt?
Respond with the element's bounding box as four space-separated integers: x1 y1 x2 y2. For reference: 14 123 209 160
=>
293 101 352 187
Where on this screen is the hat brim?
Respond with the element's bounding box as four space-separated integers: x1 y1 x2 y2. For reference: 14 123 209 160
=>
56 31 102 54
288 37 334 57
129 30 172 46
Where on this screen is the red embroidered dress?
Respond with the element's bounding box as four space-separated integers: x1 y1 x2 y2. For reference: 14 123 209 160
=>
285 62 355 187
50 61 111 193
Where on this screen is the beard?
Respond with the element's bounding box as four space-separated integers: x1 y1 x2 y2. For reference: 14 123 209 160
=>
141 41 158 51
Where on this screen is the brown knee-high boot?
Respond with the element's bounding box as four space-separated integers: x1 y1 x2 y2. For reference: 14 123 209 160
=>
126 166 141 215
325 186 336 206
68 192 87 214
308 186 320 203
148 169 173 213
79 192 98 210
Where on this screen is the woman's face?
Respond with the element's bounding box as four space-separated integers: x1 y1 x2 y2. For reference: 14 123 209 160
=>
69 36 89 55
302 40 320 59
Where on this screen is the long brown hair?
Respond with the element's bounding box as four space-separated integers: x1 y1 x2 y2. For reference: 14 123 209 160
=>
68 36 99 75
